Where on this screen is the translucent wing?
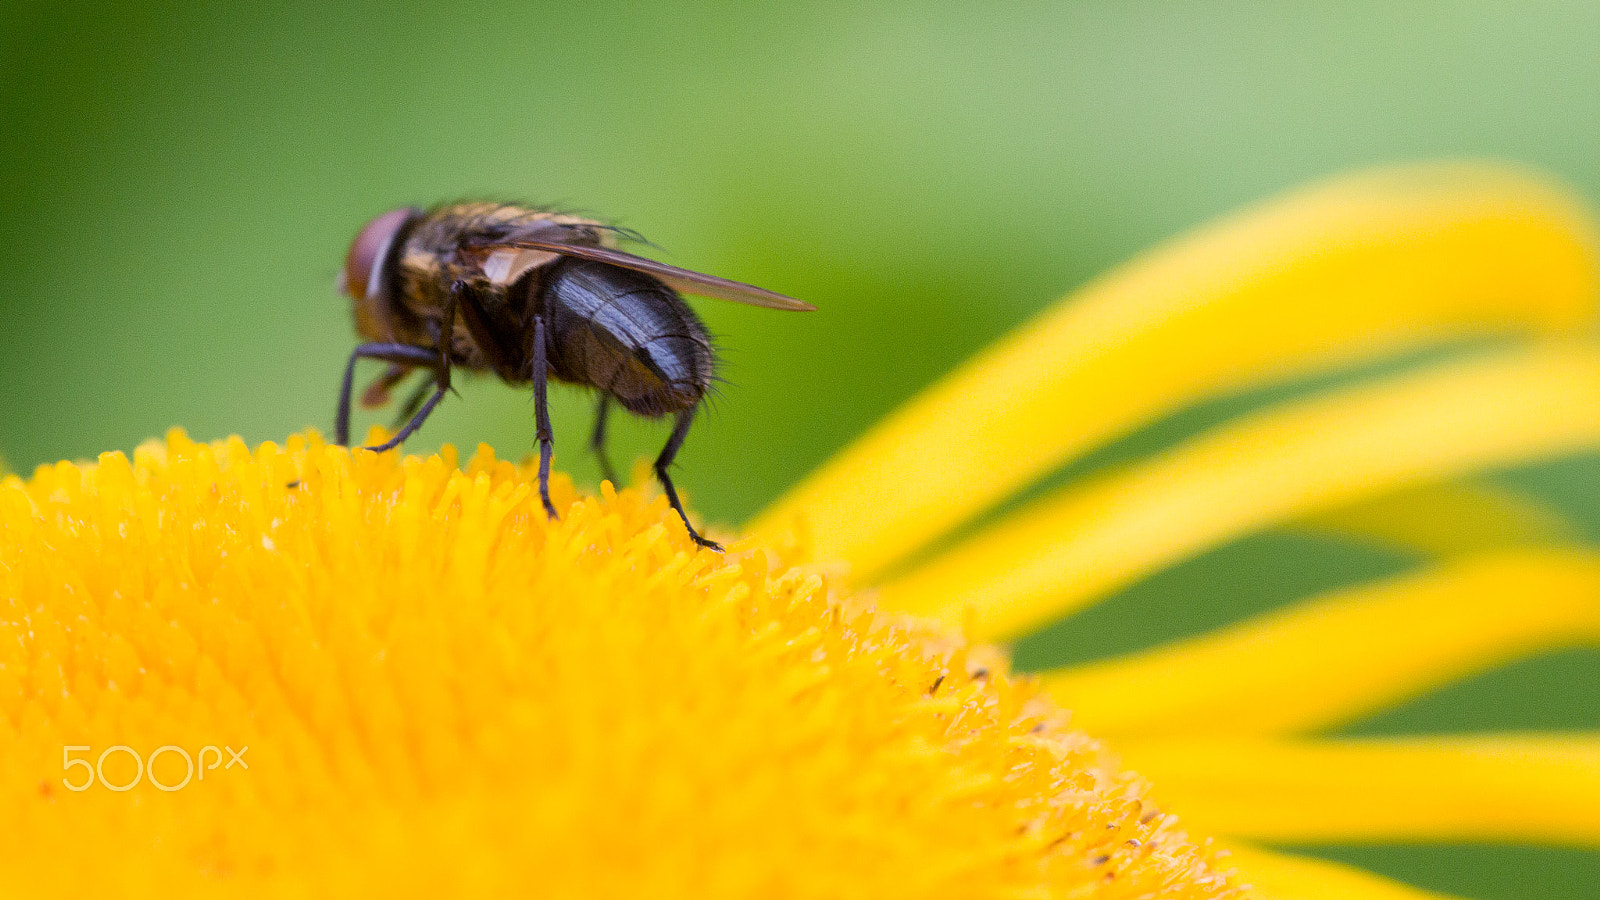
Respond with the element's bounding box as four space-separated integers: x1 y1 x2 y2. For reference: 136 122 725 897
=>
473 239 815 311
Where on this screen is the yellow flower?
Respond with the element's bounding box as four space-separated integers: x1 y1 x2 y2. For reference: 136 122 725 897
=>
752 161 1600 898
4 160 1597 898
0 435 1236 897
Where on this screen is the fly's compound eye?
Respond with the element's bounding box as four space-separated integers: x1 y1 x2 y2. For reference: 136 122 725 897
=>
342 206 420 302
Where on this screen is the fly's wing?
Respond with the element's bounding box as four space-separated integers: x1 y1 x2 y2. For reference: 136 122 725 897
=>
467 238 815 311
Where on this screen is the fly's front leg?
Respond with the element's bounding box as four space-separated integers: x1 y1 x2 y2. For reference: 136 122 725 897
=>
431 283 462 394
361 363 413 411
336 343 438 446
390 376 433 429
354 283 463 453
655 404 721 551
531 314 558 519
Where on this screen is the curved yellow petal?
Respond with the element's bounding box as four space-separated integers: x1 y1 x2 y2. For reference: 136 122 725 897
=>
1224 844 1460 900
1043 550 1600 737
1290 480 1578 558
1120 734 1600 845
751 163 1599 579
883 344 1600 640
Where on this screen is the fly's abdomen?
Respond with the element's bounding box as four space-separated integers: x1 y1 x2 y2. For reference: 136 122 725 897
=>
541 259 714 417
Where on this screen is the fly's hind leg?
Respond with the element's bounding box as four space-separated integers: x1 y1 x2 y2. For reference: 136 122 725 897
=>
589 395 619 487
655 405 722 552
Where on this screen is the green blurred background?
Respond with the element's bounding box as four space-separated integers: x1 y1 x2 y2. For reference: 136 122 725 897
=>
3 1 1598 895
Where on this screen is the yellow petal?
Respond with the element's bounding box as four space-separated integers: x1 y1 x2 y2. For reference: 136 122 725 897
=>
751 163 1599 579
1224 844 1460 900
1119 734 1600 845
883 344 1600 640
1291 480 1578 558
1042 550 1600 737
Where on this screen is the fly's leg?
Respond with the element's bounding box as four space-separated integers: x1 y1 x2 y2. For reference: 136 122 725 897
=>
655 405 721 551
345 283 462 453
336 344 436 446
365 384 447 453
531 314 558 518
589 395 619 487
360 363 413 411
390 376 433 430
